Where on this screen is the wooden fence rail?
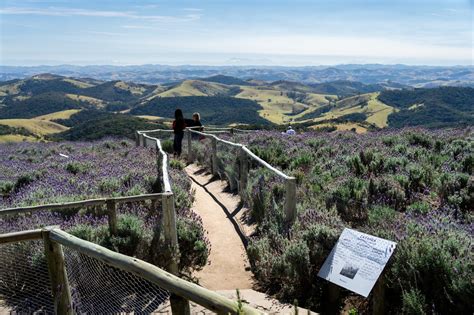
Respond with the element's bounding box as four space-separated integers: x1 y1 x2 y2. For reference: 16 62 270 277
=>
186 128 297 223
0 228 263 314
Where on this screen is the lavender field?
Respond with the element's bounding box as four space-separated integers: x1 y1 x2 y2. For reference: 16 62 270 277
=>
195 128 473 314
0 139 209 274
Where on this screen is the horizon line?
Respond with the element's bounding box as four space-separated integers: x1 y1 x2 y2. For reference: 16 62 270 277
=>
1 63 473 68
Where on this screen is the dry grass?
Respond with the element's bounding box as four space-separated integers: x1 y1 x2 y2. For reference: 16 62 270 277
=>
0 82 22 95
66 94 105 108
158 80 231 97
0 119 68 136
0 134 40 143
302 93 395 128
35 109 82 121
310 122 368 133
63 78 95 88
236 86 309 124
135 115 166 121
114 81 146 95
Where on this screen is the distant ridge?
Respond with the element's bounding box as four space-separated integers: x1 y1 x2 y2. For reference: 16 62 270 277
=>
200 75 253 86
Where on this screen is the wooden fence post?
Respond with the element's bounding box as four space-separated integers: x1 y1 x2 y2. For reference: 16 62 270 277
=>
135 132 140 147
42 229 73 315
372 275 386 315
211 137 218 176
139 133 144 147
284 177 297 223
187 130 192 163
230 128 234 135
107 200 117 236
162 193 191 314
239 147 248 199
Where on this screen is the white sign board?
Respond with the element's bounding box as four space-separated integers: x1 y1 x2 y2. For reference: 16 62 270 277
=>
317 228 396 297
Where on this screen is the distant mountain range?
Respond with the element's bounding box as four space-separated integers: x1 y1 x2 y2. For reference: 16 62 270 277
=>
1 64 473 87
0 73 472 142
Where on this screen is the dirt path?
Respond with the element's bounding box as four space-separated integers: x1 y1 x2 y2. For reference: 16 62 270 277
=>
185 164 254 290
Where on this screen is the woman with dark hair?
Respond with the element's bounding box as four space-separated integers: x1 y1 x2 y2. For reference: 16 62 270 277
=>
172 108 186 157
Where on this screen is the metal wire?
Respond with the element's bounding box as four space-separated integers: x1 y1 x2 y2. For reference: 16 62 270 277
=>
0 240 55 314
63 247 170 314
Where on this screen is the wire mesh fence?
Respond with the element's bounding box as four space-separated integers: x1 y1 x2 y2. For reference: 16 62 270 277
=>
0 239 170 314
0 240 54 314
63 247 170 314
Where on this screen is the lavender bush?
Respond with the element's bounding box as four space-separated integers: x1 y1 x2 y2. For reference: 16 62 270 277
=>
196 128 473 314
0 139 209 276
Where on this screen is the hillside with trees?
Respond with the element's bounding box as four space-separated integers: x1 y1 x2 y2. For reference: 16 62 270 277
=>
131 96 269 125
379 87 474 127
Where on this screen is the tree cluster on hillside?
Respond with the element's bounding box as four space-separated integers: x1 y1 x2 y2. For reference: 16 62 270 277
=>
0 124 34 137
130 96 269 125
379 87 474 127
0 92 84 118
51 110 163 140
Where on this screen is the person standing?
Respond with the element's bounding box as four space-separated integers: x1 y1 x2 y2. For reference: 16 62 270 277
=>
286 125 296 135
191 112 204 140
172 109 186 157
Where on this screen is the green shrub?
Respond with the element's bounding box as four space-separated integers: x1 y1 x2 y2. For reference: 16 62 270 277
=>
402 288 427 315
65 162 89 175
406 201 430 215
161 139 173 153
176 217 209 273
368 205 396 225
0 181 14 195
170 158 186 170
389 223 473 314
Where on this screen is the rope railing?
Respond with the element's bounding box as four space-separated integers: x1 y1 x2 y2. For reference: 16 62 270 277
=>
0 228 262 314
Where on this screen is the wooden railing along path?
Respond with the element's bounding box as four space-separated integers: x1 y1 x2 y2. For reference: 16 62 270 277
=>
0 132 262 315
136 127 297 223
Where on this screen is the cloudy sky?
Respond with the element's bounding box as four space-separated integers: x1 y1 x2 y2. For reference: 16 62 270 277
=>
1 0 472 66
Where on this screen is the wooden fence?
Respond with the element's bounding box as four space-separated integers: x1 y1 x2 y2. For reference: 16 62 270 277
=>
0 228 262 315
184 128 297 223
1 132 262 314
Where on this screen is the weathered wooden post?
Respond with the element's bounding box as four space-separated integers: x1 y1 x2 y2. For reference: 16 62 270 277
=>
239 147 248 199
143 134 148 148
135 131 140 147
162 193 190 314
284 177 297 223
187 129 192 163
156 144 163 193
107 199 117 236
139 133 144 147
211 137 218 176
323 282 340 315
42 228 73 315
372 275 386 315
230 128 234 135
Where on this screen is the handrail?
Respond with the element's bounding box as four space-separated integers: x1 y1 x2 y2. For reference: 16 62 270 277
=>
0 193 164 216
0 229 43 244
46 228 262 314
241 146 292 180
141 133 172 193
188 129 293 180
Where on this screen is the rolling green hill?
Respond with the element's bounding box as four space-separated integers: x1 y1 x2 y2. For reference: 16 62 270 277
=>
0 73 471 141
52 109 163 141
379 87 474 127
130 96 269 125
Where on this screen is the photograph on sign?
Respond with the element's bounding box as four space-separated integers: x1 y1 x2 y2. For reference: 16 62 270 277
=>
317 228 397 297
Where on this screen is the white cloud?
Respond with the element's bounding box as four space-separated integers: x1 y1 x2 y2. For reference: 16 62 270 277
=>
0 6 201 22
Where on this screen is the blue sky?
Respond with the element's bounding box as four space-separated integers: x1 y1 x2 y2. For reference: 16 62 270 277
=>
1 0 472 66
